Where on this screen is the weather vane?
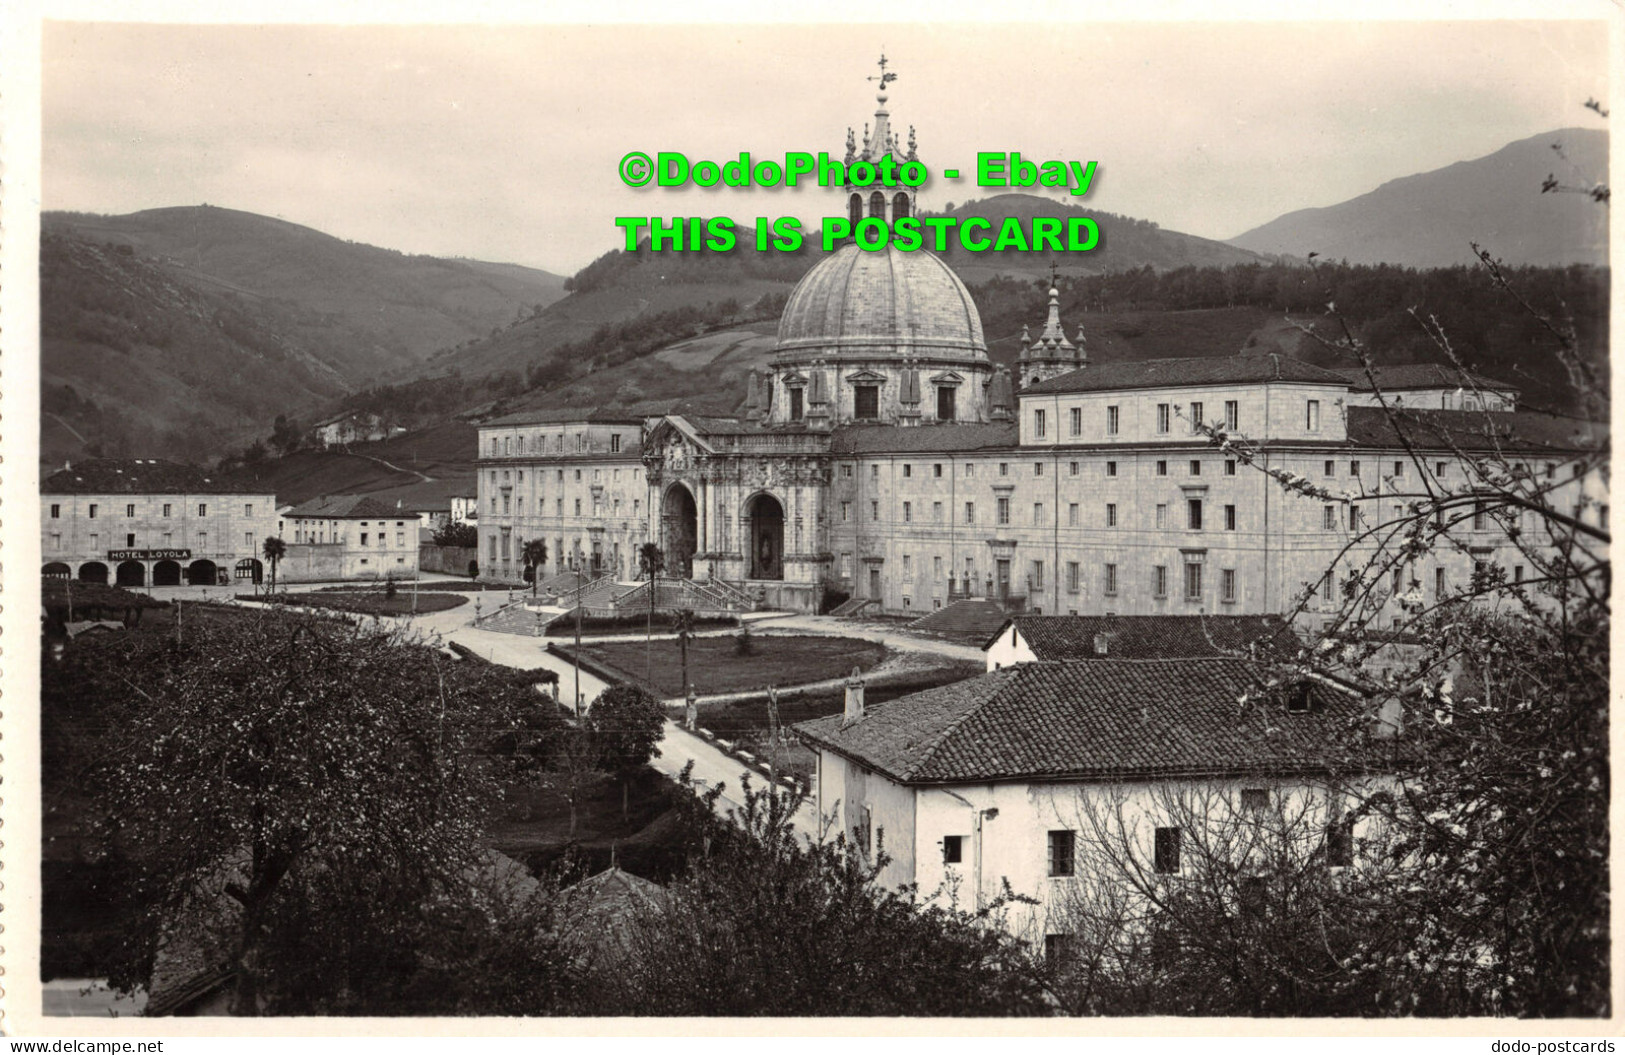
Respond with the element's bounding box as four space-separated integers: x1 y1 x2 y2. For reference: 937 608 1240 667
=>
1050 260 1061 289
869 53 897 91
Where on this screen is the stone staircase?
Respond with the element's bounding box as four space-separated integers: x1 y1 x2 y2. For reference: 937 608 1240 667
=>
615 576 750 614
474 597 569 636
829 597 876 617
907 597 1012 640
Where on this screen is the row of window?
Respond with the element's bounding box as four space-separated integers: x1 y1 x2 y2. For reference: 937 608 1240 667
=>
48 502 252 519
46 531 254 551
494 495 643 518
842 458 1241 481
488 433 626 456
848 496 1237 532
1030 399 1321 439
1037 814 1354 878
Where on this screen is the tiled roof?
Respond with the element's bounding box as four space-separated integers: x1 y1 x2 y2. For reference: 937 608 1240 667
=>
1022 354 1351 395
42 459 264 495
1331 363 1517 393
830 421 1019 455
1343 406 1604 453
991 614 1301 660
284 494 407 519
795 658 1360 785
482 406 644 427
909 598 1015 638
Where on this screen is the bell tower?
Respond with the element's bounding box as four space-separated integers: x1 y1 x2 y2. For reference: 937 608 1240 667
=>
841 54 918 228
1018 263 1087 388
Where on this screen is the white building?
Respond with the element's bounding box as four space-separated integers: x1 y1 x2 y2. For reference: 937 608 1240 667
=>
796 658 1386 946
279 494 421 582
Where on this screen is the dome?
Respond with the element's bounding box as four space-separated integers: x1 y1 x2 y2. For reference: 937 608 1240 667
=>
775 244 986 361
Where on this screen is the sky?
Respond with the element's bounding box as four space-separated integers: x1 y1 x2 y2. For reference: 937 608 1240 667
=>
40 11 1613 277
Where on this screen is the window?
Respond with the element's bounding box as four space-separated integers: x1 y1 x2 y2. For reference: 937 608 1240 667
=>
1224 504 1236 531
1106 461 1117 478
840 464 852 478
1034 502 1046 525
88 504 98 519
50 503 60 519
1034 408 1047 438
932 501 943 523
1350 460 1361 477
1435 567 1446 599
1156 460 1167 477
1032 560 1045 589
574 499 582 516
1221 568 1237 602
1155 504 1167 529
943 835 964 865
902 555 912 579
965 502 976 524
162 503 171 517
937 386 956 420
576 434 585 452
1067 561 1080 592
1326 819 1355 868
198 504 208 517
1472 501 1487 531
854 385 880 420
361 532 369 546
1189 459 1201 477
1514 565 1525 583
1349 505 1363 531
933 556 942 579
1154 565 1168 597
997 498 1010 525
123 503 135 518
1393 460 1404 477
1069 407 1081 436
1068 503 1079 527
1224 400 1239 429
1324 460 1335 477
933 463 943 478
1225 460 1236 476
1156 403 1170 434
1154 827 1182 873
1323 505 1337 530
1106 405 1120 435
903 501 912 523
1241 788 1268 812
965 463 975 478
871 500 880 522
1048 830 1076 877
1306 400 1321 432
1034 462 1044 477
1184 557 1204 601
1104 563 1118 595
999 462 1008 477
610 434 622 453
1106 503 1117 527
396 532 405 546
789 388 804 421
1187 499 1203 531
903 464 912 478
128 533 137 547
1189 401 1204 432
1069 461 1079 476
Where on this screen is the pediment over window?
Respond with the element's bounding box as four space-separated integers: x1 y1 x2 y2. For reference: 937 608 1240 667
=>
929 371 966 386
844 369 889 384
781 371 809 387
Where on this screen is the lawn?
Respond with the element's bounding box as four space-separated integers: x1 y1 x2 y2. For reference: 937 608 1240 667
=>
572 634 887 697
242 591 467 616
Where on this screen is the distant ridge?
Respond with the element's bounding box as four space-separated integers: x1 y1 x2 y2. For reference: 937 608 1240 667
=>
1228 128 1608 267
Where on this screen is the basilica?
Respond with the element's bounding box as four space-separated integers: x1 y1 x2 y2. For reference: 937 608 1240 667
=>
474 65 1598 630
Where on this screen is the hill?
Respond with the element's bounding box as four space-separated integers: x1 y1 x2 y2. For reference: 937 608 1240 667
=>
40 207 566 466
1229 128 1608 267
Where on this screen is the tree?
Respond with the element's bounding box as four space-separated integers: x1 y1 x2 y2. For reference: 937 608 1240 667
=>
432 521 477 549
673 607 695 697
260 536 285 595
74 610 561 1014
590 772 1051 1016
637 542 665 684
522 538 549 596
585 684 664 821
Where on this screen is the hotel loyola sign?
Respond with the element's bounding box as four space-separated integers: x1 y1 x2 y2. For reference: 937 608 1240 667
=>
107 548 192 561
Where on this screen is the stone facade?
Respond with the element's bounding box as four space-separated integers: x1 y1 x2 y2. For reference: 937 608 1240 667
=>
42 460 276 587
280 495 421 582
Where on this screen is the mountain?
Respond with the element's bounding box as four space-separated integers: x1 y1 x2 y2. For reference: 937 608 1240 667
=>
1229 128 1608 267
40 206 566 466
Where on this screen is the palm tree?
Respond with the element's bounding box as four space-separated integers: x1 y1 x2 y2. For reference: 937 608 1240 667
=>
521 538 549 597
261 536 286 596
637 542 665 686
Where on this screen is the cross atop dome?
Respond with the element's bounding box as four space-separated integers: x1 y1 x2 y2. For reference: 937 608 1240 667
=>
868 52 897 100
840 54 919 228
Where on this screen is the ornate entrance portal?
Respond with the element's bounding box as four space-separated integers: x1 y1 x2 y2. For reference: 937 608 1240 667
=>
662 484 698 579
747 493 785 580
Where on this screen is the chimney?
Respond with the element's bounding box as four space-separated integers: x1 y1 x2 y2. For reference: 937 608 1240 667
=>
841 666 867 727
1093 632 1109 656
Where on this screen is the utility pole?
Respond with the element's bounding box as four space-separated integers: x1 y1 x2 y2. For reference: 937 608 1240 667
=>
573 587 584 718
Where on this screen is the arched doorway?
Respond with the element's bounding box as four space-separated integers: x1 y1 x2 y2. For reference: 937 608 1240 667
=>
186 559 218 586
78 562 108 584
116 560 146 587
662 484 698 579
746 493 784 580
153 560 182 586
43 562 71 579
235 558 264 584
